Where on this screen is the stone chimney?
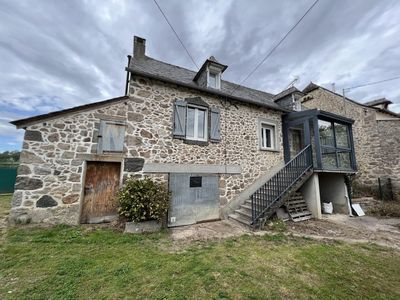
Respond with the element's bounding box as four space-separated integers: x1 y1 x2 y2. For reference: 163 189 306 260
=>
133 36 146 58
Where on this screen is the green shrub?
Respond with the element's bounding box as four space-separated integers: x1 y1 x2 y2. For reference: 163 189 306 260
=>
117 177 170 222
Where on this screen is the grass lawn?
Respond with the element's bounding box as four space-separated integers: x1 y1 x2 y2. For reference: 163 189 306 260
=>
1 195 400 299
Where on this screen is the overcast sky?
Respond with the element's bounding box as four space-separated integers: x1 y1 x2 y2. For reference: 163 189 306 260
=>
1 0 400 151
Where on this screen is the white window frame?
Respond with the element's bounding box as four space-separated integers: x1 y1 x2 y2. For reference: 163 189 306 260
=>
207 66 221 89
186 105 208 142
258 118 279 152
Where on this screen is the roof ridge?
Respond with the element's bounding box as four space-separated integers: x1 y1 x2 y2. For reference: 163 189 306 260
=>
137 55 274 98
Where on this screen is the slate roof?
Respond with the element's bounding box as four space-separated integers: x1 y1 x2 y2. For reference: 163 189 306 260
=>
302 82 400 118
363 98 393 107
127 55 285 112
273 86 303 102
11 96 129 128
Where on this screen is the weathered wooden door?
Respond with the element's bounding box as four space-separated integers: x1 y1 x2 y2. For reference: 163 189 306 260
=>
80 162 121 224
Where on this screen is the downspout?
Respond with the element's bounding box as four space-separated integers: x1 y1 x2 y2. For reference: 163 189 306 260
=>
125 55 132 96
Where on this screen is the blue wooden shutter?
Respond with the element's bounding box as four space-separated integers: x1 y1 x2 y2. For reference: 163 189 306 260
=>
210 107 221 142
173 100 187 138
97 120 125 153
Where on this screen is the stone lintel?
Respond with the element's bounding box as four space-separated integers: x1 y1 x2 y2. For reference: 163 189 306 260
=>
143 163 241 174
93 113 127 122
76 153 124 162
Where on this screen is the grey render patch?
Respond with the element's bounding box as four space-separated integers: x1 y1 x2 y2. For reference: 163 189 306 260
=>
36 195 58 208
124 157 145 172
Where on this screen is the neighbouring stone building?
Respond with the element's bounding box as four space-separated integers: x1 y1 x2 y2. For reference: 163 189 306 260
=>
9 36 399 227
296 83 399 197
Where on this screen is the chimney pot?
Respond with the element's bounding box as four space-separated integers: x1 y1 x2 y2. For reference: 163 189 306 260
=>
133 36 146 58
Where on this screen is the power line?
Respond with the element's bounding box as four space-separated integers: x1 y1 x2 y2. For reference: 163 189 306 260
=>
344 75 400 91
153 0 199 70
230 0 320 96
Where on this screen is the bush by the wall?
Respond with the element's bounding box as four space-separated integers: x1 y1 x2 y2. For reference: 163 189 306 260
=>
117 177 170 222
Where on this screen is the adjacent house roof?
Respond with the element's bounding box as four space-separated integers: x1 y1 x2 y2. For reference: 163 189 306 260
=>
363 98 393 107
11 96 129 129
127 55 286 112
302 82 400 118
273 86 304 102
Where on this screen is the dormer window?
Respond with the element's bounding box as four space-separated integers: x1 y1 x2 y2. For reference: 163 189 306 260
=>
207 70 220 89
193 56 227 90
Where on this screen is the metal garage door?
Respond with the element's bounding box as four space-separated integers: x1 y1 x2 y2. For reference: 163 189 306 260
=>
168 174 219 227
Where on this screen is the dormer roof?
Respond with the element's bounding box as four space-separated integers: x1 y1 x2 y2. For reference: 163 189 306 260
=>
193 56 228 82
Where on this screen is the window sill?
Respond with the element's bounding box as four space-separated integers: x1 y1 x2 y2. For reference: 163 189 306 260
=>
259 148 280 153
183 139 209 146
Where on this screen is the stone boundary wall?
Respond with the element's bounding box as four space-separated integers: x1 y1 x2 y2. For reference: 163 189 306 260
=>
10 75 284 224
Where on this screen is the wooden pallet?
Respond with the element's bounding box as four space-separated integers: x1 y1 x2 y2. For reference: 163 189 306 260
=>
286 193 312 222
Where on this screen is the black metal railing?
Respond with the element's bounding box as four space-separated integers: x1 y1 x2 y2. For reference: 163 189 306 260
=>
251 145 313 225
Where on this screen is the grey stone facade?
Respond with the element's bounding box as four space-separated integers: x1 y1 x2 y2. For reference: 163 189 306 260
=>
10 75 284 224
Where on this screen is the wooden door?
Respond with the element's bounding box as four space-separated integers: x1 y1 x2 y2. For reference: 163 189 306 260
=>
80 162 121 224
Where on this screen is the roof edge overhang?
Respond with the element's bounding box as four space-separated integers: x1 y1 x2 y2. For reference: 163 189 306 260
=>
127 67 289 113
11 95 129 129
285 108 355 124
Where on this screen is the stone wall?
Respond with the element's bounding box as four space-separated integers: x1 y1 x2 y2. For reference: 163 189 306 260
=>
302 88 399 195
10 75 284 224
376 120 400 199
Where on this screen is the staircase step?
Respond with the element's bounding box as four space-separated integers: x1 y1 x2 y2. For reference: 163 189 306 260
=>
240 203 252 211
228 213 252 226
235 208 252 219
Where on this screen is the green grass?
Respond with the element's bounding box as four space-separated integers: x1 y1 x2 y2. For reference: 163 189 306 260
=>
1 195 400 299
0 194 11 218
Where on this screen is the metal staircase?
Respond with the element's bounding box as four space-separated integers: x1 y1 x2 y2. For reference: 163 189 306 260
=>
229 145 313 228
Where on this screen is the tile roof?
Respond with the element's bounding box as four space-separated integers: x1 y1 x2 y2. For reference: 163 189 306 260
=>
273 86 303 101
127 55 286 112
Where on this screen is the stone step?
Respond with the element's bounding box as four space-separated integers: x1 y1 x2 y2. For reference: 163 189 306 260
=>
240 203 252 212
228 213 252 226
235 208 252 219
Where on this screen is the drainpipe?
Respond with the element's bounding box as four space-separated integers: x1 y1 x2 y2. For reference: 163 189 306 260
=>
125 55 132 96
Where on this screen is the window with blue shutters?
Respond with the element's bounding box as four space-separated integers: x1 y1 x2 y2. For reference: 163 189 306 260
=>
172 99 221 144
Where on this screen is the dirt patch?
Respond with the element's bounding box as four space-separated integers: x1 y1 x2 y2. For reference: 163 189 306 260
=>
170 220 251 241
287 214 400 249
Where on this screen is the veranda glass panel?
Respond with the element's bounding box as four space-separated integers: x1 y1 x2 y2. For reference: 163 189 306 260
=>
318 120 334 147
335 123 350 148
338 151 351 169
321 147 337 168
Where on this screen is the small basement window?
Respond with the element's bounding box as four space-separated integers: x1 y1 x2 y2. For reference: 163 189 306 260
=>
190 176 202 188
259 122 277 151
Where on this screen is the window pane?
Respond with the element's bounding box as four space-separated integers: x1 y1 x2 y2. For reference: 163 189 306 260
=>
321 147 337 168
318 120 334 146
335 123 349 148
187 107 195 138
338 151 351 169
197 109 206 139
261 124 273 149
209 73 217 88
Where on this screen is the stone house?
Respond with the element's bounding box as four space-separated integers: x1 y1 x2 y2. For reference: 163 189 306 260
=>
9 36 395 227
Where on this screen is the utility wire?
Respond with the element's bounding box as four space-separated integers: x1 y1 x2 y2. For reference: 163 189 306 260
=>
153 0 199 70
230 0 320 96
344 75 400 91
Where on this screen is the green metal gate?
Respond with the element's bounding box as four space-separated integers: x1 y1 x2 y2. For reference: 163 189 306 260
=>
0 166 18 193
